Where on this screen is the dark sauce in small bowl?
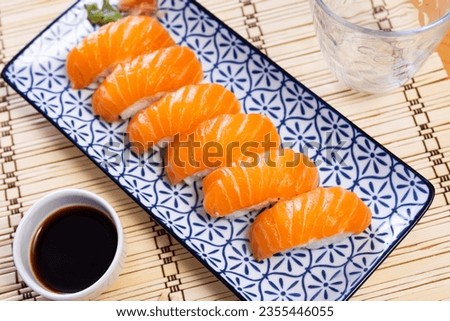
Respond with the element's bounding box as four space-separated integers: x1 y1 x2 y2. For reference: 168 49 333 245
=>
30 205 118 293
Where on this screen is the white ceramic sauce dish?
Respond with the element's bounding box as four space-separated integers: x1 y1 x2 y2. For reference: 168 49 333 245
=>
13 189 126 300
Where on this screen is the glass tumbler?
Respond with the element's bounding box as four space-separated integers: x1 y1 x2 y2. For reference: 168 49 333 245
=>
310 0 450 93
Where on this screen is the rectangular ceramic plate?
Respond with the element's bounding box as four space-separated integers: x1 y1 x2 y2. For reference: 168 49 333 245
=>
2 0 434 301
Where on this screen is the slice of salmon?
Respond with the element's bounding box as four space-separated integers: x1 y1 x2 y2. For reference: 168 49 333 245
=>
92 46 203 122
165 113 281 185
66 15 175 89
127 83 241 154
203 148 319 217
249 187 372 261
118 0 157 15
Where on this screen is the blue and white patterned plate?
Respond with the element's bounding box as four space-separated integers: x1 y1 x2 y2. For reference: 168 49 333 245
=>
2 0 434 301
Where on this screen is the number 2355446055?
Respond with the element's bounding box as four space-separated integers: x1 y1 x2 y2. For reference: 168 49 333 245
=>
258 306 334 317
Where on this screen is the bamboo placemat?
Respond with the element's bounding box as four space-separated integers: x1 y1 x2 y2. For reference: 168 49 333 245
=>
0 0 449 301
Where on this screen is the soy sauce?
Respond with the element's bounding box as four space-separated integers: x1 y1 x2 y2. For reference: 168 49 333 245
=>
30 205 118 293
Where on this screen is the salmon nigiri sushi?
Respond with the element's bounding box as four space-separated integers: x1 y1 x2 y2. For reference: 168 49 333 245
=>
127 83 241 153
249 187 372 261
66 15 175 89
92 46 203 122
203 148 319 218
118 0 157 15
165 113 281 185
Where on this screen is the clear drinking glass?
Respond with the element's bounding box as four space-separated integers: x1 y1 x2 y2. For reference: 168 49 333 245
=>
310 0 450 93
